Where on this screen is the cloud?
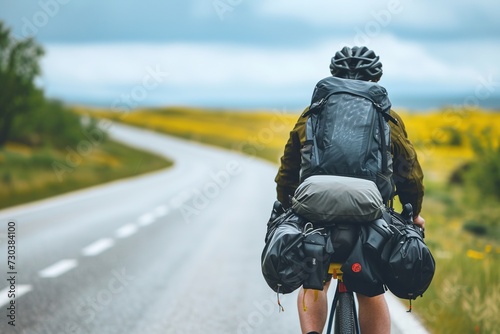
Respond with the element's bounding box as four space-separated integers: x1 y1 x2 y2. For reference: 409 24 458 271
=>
254 0 500 40
39 42 328 107
255 0 453 26
256 0 385 26
39 35 498 108
41 42 325 88
368 36 476 82
2 0 496 109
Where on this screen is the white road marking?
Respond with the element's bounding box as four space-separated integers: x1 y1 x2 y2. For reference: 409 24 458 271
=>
38 259 78 278
115 224 138 239
82 238 115 256
153 205 169 217
0 285 33 307
138 213 156 226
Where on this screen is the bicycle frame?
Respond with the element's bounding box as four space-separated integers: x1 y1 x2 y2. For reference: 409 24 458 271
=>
326 263 361 334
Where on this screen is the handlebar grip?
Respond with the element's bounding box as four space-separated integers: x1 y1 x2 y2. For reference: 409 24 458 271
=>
402 203 413 223
269 200 284 223
273 200 284 215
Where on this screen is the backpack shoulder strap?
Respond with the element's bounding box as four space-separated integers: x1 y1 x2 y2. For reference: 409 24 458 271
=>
378 111 389 173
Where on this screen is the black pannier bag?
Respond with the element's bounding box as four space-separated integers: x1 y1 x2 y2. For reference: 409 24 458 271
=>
261 202 334 294
380 205 436 300
341 205 435 300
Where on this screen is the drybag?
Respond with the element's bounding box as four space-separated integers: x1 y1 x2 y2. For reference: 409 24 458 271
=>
291 175 384 225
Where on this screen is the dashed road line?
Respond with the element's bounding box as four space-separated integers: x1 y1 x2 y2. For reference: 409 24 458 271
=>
39 259 78 278
7 208 170 302
0 207 172 311
0 285 33 307
115 224 138 239
153 205 169 217
138 213 156 226
82 238 115 256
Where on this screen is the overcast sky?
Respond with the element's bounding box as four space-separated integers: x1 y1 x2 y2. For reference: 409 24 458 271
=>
1 0 500 111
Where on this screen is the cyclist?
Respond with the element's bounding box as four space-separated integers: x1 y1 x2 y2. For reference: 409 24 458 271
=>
275 46 425 334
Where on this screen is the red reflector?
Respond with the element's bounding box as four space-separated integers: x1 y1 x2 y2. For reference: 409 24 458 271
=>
352 263 362 273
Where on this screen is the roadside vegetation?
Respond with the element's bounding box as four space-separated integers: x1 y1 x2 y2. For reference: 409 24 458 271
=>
88 105 500 333
0 22 171 209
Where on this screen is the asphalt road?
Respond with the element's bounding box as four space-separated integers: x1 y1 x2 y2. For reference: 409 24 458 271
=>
0 123 429 334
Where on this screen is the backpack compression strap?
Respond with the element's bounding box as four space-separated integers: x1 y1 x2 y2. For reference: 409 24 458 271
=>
377 111 389 173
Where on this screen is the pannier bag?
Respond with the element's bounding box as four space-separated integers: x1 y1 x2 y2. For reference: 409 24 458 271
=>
264 200 286 243
291 175 384 224
340 206 435 300
380 205 436 300
261 207 334 294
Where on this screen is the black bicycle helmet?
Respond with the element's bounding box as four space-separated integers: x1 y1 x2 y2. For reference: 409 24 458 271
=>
330 46 383 81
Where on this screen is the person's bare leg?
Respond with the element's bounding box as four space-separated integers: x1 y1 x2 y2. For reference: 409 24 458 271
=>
297 280 331 334
357 293 391 334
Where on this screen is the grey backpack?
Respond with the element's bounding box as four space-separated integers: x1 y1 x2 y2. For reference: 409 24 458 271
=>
300 76 397 203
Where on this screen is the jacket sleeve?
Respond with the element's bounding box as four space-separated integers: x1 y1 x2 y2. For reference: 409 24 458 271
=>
275 111 307 209
390 110 425 216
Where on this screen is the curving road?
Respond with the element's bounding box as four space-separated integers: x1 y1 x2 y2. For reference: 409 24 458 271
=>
0 123 428 333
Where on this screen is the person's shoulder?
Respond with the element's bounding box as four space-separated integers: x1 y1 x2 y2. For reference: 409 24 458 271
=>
294 107 309 125
300 106 310 118
389 109 403 122
389 109 407 130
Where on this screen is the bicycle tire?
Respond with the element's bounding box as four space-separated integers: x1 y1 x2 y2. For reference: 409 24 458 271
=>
334 292 355 334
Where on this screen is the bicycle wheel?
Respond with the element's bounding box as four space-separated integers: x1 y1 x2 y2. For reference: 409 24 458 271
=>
334 292 355 334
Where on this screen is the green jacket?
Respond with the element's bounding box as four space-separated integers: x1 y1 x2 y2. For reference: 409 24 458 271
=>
275 109 425 216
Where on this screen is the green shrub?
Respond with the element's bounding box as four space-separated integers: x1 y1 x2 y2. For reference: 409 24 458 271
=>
10 99 95 149
464 128 500 200
463 221 488 236
453 129 500 238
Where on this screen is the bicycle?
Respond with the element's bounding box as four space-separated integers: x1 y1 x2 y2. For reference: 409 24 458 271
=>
325 263 360 334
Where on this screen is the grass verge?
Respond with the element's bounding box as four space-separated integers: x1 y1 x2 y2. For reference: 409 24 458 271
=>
0 140 172 210
414 181 500 333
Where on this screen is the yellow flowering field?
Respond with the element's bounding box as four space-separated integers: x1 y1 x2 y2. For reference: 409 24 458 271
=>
398 109 500 182
82 106 299 163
